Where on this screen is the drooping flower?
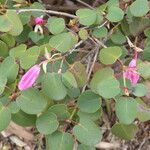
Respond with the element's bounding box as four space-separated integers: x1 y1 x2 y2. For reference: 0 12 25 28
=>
123 59 139 86
34 17 44 25
18 65 41 90
34 17 44 34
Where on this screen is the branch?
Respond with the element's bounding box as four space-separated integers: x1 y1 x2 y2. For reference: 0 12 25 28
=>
76 0 94 9
15 8 77 18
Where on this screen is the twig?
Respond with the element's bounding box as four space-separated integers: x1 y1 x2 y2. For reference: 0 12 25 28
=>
67 40 84 55
76 0 94 9
45 4 82 11
14 8 77 18
95 141 120 149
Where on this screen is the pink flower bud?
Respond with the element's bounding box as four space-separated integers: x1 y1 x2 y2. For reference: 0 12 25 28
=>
123 59 139 86
18 65 41 91
34 17 44 25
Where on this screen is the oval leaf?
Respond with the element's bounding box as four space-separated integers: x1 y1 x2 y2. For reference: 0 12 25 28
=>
36 111 59 135
115 97 138 124
42 73 67 101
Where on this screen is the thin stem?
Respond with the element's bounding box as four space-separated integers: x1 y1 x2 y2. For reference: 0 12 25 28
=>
76 0 94 9
14 9 77 18
69 107 77 120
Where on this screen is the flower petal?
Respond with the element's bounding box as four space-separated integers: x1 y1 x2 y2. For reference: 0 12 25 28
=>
18 65 40 90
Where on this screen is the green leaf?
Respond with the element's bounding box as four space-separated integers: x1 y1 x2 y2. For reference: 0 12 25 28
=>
76 9 97 26
47 60 68 73
138 61 150 79
90 68 120 98
0 56 19 83
6 10 23 36
48 104 70 120
36 111 59 135
106 0 119 7
136 98 150 122
78 91 101 113
92 27 108 38
73 118 102 146
79 29 88 40
115 97 138 124
106 6 124 22
16 88 47 114
111 29 126 45
7 101 20 114
77 144 96 150
0 102 11 132
46 17 65 35
67 87 81 98
144 27 150 38
70 62 88 87
130 0 149 17
111 123 138 140
30 2 45 17
49 33 74 52
19 12 31 25
0 33 15 48
12 110 36 127
0 40 9 57
129 18 150 36
28 31 44 43
20 46 40 69
77 109 101 121
62 71 77 89
42 73 67 101
99 46 122 65
16 25 31 43
9 44 27 58
46 131 74 150
0 76 7 95
0 14 12 32
133 83 147 97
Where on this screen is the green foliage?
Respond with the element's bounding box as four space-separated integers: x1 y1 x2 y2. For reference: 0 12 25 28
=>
99 46 122 65
42 73 67 100
48 104 70 120
130 0 149 17
133 84 147 97
17 88 47 114
12 110 36 127
0 40 9 57
49 33 76 52
111 123 138 140
0 102 11 132
77 144 96 150
46 17 66 35
36 111 59 134
0 76 7 95
90 67 120 98
19 46 40 69
6 10 23 36
136 98 150 122
106 6 124 22
115 97 138 124
73 118 102 146
76 9 97 26
78 90 101 113
46 131 74 150
0 56 19 83
92 27 108 38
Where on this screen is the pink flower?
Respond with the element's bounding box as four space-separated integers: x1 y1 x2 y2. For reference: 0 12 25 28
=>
18 65 41 90
34 17 44 25
123 59 139 86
